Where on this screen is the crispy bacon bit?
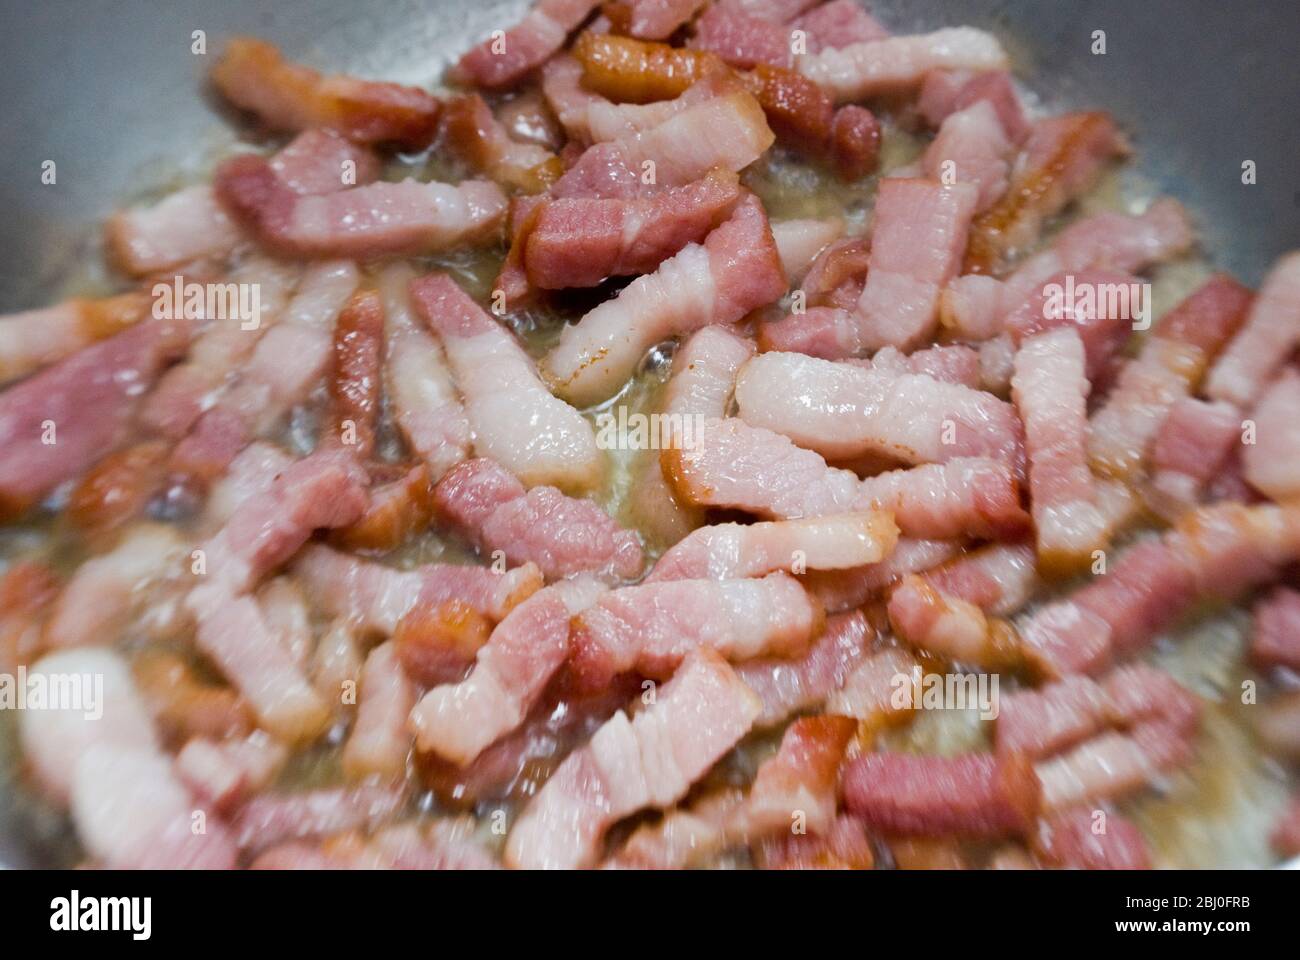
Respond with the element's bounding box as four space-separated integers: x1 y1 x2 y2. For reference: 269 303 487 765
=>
0 319 188 520
797 27 1008 102
409 273 601 491
211 37 440 148
735 350 1024 469
65 441 170 542
1250 587 1300 673
964 112 1129 274
823 646 920 732
842 751 1041 838
408 577 606 765
569 571 823 688
454 0 604 89
1012 328 1110 572
332 464 435 552
133 650 252 746
327 289 385 458
505 649 760 869
433 458 643 581
215 155 507 260
572 30 717 103
543 194 785 406
648 511 897 581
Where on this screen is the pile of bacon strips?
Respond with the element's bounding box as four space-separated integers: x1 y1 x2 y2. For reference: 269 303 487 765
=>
4 0 1299 870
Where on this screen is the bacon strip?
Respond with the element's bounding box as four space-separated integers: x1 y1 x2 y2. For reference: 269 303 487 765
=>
505 648 760 869
0 291 153 384
0 319 188 519
922 100 1015 213
408 577 607 765
803 538 963 614
453 0 604 89
797 27 1008 102
735 350 1024 469
569 571 823 688
607 0 708 39
233 783 406 853
433 458 642 581
1251 587 1300 673
1205 252 1300 408
439 93 562 193
410 273 601 491
746 715 856 835
917 68 1028 143
543 194 785 406
1242 367 1300 501
212 37 440 148
1147 397 1242 513
341 641 416 781
841 751 1041 838
648 511 897 581
1033 807 1152 870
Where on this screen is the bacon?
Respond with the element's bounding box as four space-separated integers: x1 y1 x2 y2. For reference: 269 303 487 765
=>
332 463 436 553
1019 502 1300 677
842 751 1041 838
202 441 295 529
409 273 601 491
1012 328 1111 572
887 576 1022 668
505 648 760 868
606 789 743 869
175 732 288 812
377 264 470 480
211 37 440 148
325 288 385 458
1147 397 1241 511
215 155 507 259
569 571 823 688
757 815 876 869
823 646 919 731
1242 368 1300 501
133 649 252 746
294 544 542 632
389 599 491 687
453 0 603 89
0 318 189 519
855 179 978 352
439 93 562 193
770 218 844 285
544 195 785 406
736 609 874 726
253 819 498 870
829 104 882 180
571 30 718 104
1256 691 1300 760
665 417 1027 538
747 715 855 834
1033 807 1152 870
922 541 1037 615
692 4 796 68
341 641 416 781
648 511 897 581
433 458 643 581
1088 274 1253 480
172 261 363 480
409 577 606 765
0 291 151 383
964 112 1129 274
791 0 890 53
804 538 963 613
1205 252 1300 408
234 782 406 853
43 524 184 650
1251 587 1300 673
551 91 774 199
917 69 1028 143
734 350 1024 468
922 100 1015 213
797 27 1008 102
65 441 170 542
106 186 245 279
522 169 743 289
606 0 707 39
1036 722 1196 812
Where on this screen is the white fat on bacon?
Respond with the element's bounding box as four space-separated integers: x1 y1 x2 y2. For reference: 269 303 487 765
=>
505 648 761 869
342 641 417 781
921 100 1015 213
410 273 601 491
1243 368 1300 501
1205 252 1300 408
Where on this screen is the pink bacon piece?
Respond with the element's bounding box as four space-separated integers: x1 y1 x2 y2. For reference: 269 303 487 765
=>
1033 807 1152 870
691 3 796 69
377 264 470 481
433 457 643 581
505 648 761 869
1251 587 1300 673
887 574 1022 669
293 543 542 632
175 732 288 813
522 169 743 289
854 179 977 352
342 641 417 781
842 751 1041 838
736 609 874 726
569 571 823 689
917 69 1029 143
233 782 406 854
543 194 786 406
0 318 188 518
797 27 1008 102
803 538 964 614
1147 397 1242 512
216 154 506 259
410 273 601 491
551 92 774 200
408 577 607 765
1088 274 1253 480
608 0 708 39
791 0 891 53
1243 368 1300 501
1012 328 1110 572
647 511 897 581
664 417 1028 539
734 350 1024 469
922 100 1015 213
1017 502 1300 677
453 0 603 89
212 37 441 148
439 92 560 194
770 217 845 285
1205 251 1300 408
746 715 856 835
0 291 153 385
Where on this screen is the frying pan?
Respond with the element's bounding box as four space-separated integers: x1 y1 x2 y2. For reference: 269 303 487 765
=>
0 0 1297 868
